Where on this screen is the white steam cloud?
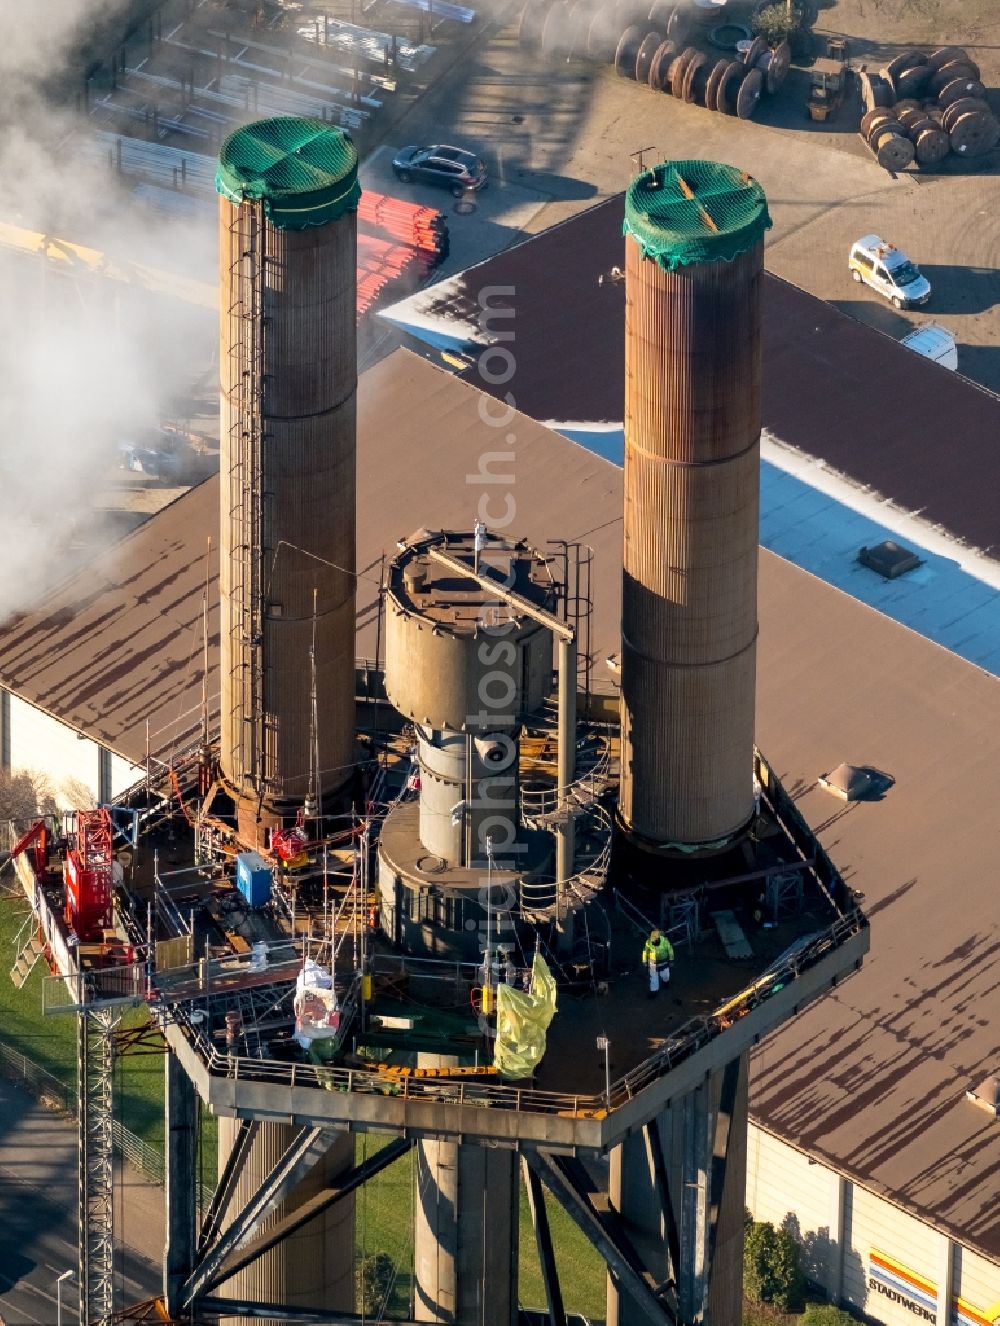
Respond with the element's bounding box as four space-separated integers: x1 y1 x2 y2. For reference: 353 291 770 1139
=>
0 0 215 624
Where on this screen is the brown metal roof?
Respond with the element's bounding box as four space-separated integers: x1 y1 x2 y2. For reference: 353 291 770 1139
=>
0 351 624 770
425 196 1000 555
1 349 997 1259
0 480 221 770
753 557 1000 1261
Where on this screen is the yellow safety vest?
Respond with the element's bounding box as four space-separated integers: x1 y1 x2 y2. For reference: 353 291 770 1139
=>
643 936 674 965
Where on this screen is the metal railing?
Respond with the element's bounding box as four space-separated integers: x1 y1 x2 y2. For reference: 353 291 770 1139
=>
172 908 866 1118
518 804 613 916
43 961 150 1015
519 728 614 821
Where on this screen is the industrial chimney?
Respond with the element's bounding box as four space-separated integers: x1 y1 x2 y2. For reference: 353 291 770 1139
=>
619 160 771 849
212 117 361 1321
216 117 360 845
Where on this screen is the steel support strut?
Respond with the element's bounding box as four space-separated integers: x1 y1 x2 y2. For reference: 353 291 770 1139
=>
197 1118 259 1255
705 1057 742 1289
522 1156 567 1326
525 1150 676 1326
201 1138 412 1292
181 1125 343 1305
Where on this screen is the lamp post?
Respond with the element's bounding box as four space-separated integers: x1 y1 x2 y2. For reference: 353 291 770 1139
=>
596 1034 611 1106
56 1269 73 1326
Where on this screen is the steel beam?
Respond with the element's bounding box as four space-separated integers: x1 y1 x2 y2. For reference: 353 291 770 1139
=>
526 1151 674 1326
164 1055 198 1315
522 1157 567 1326
643 1121 680 1294
199 1299 421 1324
705 1057 741 1288
197 1118 259 1255
181 1125 343 1305
204 1138 412 1291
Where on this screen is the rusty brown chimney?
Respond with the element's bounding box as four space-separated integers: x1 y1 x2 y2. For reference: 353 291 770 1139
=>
216 118 360 842
619 160 771 848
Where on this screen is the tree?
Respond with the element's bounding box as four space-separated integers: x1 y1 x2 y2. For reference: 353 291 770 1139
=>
357 1252 395 1316
803 1306 858 1326
744 1218 806 1310
751 2 807 42
0 768 59 847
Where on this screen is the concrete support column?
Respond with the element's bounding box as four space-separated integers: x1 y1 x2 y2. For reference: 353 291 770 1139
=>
164 1055 197 1316
414 1059 518 1325
935 1232 954 1326
608 1053 749 1326
98 745 113 805
0 687 10 769
830 1168 847 1302
216 1119 355 1326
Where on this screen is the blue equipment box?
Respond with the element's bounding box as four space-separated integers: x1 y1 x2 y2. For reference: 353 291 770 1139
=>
236 852 272 908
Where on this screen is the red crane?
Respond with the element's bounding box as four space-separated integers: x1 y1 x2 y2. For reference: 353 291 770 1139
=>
64 808 113 942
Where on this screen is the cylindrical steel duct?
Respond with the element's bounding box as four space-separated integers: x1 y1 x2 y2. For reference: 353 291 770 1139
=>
619 161 771 847
216 118 359 813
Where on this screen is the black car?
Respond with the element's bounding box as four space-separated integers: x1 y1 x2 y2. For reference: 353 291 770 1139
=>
391 144 487 197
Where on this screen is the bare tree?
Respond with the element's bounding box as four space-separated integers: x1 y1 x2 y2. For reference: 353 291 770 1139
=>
0 767 59 850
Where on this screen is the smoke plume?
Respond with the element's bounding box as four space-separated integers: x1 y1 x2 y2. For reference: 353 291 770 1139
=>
0 0 215 625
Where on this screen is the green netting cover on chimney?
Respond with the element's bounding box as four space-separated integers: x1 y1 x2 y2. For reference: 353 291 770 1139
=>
623 160 771 272
216 117 360 229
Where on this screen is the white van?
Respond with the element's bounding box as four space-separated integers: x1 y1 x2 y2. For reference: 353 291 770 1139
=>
849 235 931 309
900 322 958 371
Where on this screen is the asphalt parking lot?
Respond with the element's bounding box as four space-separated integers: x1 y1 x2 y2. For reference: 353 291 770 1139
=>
369 4 1000 390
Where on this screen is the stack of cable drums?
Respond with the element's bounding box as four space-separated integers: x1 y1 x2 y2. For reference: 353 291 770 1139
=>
516 0 791 120
858 46 998 169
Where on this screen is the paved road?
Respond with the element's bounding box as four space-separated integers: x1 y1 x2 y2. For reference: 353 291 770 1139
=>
370 13 1000 391
0 1079 162 1325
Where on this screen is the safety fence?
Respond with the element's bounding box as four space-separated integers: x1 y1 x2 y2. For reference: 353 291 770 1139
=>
0 1038 215 1206
173 905 867 1118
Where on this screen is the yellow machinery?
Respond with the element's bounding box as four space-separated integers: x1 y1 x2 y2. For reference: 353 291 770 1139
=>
808 56 847 120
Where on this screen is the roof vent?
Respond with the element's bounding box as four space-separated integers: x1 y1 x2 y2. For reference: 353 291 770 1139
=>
818 763 894 801
859 539 922 580
967 1074 1000 1117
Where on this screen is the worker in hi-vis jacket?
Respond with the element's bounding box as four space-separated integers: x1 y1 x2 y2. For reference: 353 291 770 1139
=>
642 928 675 996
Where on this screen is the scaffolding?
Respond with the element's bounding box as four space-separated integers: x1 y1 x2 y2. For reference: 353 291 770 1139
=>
78 1007 117 1326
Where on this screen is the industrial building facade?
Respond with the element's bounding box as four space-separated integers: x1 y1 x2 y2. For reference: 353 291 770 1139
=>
747 1124 1000 1326
0 688 139 808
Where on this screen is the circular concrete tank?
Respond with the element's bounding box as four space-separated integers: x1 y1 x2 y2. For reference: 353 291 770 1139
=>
378 531 557 958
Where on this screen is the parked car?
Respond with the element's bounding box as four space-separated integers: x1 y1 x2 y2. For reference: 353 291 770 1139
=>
391 144 487 197
849 235 931 309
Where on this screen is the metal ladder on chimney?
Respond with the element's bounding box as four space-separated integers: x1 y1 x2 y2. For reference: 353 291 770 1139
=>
549 540 595 709
227 200 268 796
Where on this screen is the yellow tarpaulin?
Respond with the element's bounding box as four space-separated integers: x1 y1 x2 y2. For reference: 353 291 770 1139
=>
493 953 557 1079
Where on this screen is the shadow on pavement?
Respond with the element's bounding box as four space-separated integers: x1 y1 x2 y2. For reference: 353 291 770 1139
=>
912 264 1000 314
955 343 1000 389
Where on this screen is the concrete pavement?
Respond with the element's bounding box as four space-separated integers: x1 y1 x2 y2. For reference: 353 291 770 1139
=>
0 1078 162 1324
372 22 1000 390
